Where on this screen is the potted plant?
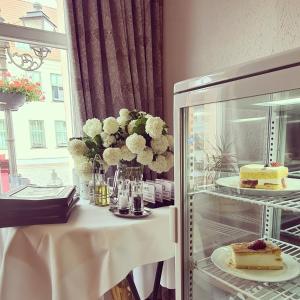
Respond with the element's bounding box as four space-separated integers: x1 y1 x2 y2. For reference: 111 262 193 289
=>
0 71 44 110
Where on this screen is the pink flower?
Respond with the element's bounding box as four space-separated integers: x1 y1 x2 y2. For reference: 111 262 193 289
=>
3 71 11 77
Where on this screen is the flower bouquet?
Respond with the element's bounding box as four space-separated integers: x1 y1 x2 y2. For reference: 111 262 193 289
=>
68 109 174 180
0 71 44 102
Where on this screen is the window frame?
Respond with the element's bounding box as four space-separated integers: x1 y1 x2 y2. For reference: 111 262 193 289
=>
0 120 7 150
0 8 78 136
29 120 46 149
50 73 64 102
54 120 68 147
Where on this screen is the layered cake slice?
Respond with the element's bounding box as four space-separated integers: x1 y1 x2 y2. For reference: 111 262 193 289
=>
240 163 288 190
230 240 283 270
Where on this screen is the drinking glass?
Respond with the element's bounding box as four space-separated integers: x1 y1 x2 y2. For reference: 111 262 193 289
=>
107 177 118 212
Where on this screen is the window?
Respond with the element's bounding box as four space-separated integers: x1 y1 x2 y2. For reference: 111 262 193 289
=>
55 121 67 147
51 73 64 101
27 71 41 84
15 42 30 51
29 121 46 148
0 120 7 150
0 2 75 187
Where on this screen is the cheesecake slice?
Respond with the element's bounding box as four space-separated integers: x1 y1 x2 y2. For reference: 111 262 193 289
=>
240 163 288 190
230 240 283 270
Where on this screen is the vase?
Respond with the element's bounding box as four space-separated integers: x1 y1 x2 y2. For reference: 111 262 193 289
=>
0 92 26 111
114 163 144 182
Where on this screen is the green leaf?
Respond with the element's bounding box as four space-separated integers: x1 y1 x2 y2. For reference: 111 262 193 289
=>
94 134 102 146
85 139 97 149
132 116 147 135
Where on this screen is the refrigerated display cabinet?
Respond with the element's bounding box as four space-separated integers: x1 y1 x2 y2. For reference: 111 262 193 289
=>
173 48 300 300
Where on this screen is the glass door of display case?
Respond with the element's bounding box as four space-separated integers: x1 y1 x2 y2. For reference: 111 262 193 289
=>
173 55 300 300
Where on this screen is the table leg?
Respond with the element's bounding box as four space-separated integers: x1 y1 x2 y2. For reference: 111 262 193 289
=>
126 271 141 300
151 261 164 300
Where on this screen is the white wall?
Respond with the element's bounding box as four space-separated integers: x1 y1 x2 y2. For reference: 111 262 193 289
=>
163 0 300 131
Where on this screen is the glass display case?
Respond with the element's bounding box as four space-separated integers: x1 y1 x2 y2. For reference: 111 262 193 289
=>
173 48 300 300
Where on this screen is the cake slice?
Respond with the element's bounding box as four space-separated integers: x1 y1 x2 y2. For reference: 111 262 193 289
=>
240 163 288 190
230 240 283 270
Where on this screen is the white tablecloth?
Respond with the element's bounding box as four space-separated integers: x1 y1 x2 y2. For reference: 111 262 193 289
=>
0 204 175 300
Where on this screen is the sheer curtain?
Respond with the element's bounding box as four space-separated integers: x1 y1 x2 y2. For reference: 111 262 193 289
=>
66 0 163 122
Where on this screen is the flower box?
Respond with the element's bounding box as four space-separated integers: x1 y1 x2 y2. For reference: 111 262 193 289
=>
0 92 26 111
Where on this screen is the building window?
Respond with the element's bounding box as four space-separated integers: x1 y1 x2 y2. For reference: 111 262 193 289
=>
55 121 67 147
15 42 30 51
51 73 64 101
0 120 7 150
26 71 41 84
29 120 46 148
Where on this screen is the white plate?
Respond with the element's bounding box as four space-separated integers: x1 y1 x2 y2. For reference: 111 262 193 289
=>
211 246 300 282
216 176 300 196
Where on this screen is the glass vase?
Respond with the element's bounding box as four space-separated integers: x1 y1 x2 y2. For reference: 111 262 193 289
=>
114 163 144 182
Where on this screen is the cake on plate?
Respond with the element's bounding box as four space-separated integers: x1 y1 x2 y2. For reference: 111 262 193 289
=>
230 240 283 270
240 162 288 190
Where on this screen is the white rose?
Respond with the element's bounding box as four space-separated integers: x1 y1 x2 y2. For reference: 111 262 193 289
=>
127 120 136 134
103 147 122 166
120 145 136 161
117 116 128 129
145 117 165 139
83 118 102 138
119 108 130 118
164 151 174 171
126 133 146 154
137 147 153 165
103 117 119 134
145 114 152 119
68 139 88 156
149 155 168 173
167 135 174 150
150 135 169 154
100 132 116 148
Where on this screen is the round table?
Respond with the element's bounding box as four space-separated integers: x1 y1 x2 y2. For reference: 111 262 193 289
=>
0 203 175 300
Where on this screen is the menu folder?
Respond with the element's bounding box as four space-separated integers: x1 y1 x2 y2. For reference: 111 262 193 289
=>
0 185 78 228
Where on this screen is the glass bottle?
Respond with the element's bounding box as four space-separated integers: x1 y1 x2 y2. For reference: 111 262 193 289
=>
118 180 130 214
131 181 144 215
94 165 109 206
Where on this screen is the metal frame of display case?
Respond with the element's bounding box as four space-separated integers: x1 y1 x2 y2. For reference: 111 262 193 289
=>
173 48 300 300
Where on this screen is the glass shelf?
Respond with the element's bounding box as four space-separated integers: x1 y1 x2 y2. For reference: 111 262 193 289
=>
195 239 300 300
190 186 300 213
282 224 300 238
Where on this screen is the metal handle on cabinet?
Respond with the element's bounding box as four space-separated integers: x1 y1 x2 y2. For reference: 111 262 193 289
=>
169 206 177 243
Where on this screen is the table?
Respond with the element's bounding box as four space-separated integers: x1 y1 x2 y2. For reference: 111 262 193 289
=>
0 203 175 300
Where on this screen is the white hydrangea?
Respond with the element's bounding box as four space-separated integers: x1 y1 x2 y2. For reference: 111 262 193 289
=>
150 135 169 154
119 108 130 118
83 118 102 138
100 132 116 147
117 116 128 129
137 147 153 165
167 135 174 151
164 151 174 171
149 155 168 173
103 147 122 166
68 139 88 156
127 120 136 134
145 117 165 139
120 145 136 161
103 117 119 134
126 133 146 154
145 114 152 119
